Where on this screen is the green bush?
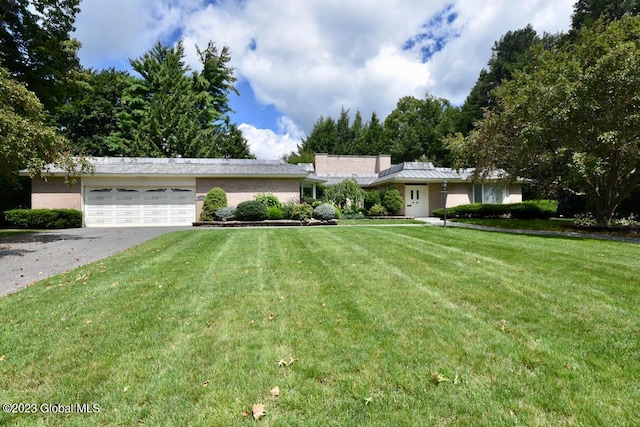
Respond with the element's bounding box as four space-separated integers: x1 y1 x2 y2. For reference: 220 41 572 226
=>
340 205 365 219
213 206 236 221
333 205 342 219
235 200 267 221
254 192 282 209
364 190 382 211
4 209 82 229
325 179 364 209
432 200 558 219
368 203 388 216
290 204 314 221
382 189 404 214
266 206 284 220
281 202 295 220
313 203 337 221
200 187 227 221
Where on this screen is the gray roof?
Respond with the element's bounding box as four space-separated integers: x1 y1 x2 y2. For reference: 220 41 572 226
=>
310 174 380 186
371 162 476 185
40 157 310 178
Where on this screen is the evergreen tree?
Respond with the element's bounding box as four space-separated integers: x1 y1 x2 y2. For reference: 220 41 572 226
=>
459 25 543 134
572 0 640 31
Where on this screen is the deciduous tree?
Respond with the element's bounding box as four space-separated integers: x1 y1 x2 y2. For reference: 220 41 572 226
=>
0 0 81 112
0 66 89 184
461 17 640 226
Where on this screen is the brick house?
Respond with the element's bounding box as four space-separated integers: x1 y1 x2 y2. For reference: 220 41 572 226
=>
28 154 521 227
304 154 522 217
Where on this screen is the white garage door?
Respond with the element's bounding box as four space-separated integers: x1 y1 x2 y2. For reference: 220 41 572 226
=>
84 187 196 227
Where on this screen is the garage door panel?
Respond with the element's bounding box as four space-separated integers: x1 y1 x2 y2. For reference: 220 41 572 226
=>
84 186 195 227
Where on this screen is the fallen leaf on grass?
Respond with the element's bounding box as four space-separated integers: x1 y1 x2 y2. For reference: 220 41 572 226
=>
252 403 266 420
277 357 297 367
0 355 5 361
270 386 280 397
431 372 450 385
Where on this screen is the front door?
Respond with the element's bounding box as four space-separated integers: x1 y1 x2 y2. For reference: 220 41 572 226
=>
404 185 429 217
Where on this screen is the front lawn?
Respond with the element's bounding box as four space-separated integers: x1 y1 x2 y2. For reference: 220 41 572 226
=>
450 218 575 231
1 227 639 425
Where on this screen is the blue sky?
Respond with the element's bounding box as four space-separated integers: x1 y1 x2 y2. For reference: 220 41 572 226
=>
73 0 575 159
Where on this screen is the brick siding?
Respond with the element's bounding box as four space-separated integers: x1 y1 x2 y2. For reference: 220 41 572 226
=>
314 154 391 174
196 178 301 218
31 178 81 210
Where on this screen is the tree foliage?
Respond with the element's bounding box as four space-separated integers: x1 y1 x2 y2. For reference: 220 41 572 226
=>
459 16 640 225
0 66 88 183
0 0 82 112
459 25 550 134
382 95 459 165
56 40 252 159
324 178 364 209
571 0 640 31
55 68 136 156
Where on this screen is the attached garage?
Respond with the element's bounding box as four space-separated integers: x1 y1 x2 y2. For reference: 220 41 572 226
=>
28 157 310 227
84 186 196 227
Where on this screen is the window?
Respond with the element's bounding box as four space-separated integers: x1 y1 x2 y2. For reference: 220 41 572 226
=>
473 184 508 204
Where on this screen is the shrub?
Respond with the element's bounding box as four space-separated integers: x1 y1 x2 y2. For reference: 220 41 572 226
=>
340 205 365 219
4 209 82 229
368 203 388 216
266 206 284 220
200 187 227 221
313 203 337 221
254 192 281 209
290 204 313 220
213 206 236 221
235 200 267 221
333 205 342 219
431 200 558 219
364 190 382 212
324 179 364 209
281 201 295 220
382 189 404 214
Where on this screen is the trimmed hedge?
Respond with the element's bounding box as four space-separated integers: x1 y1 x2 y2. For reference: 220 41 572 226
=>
382 189 404 214
235 200 267 221
432 200 558 220
4 209 83 229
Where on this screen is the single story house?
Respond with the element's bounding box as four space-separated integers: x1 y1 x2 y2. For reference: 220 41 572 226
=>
27 154 521 227
303 154 522 217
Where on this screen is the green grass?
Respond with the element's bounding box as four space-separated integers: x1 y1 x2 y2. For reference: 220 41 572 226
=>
1 227 639 425
450 218 575 231
339 218 426 225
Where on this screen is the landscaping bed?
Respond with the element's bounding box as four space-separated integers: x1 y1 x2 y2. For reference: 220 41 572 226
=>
192 219 337 227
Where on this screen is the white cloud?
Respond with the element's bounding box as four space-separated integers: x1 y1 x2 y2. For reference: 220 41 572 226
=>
238 116 305 160
74 0 576 158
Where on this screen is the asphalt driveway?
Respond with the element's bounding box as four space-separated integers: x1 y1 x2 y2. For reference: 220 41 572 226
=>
0 227 190 297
